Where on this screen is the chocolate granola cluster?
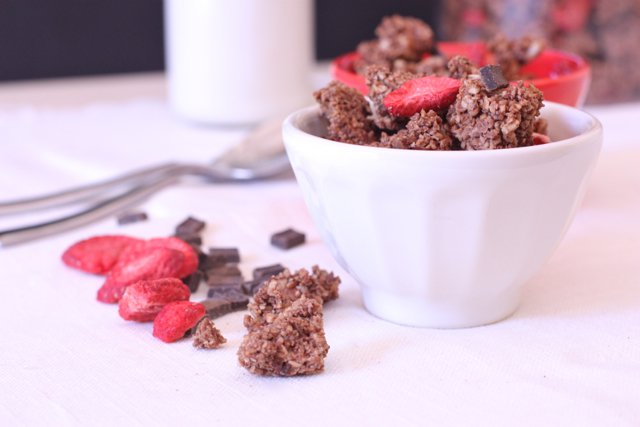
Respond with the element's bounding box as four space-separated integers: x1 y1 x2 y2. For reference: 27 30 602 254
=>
313 81 376 145
315 15 548 151
380 110 453 150
363 65 415 131
447 55 480 79
353 15 541 80
314 66 546 151
447 78 544 149
487 33 546 80
355 15 435 74
237 266 340 376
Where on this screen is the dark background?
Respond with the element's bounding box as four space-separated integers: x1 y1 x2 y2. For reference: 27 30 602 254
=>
0 0 441 81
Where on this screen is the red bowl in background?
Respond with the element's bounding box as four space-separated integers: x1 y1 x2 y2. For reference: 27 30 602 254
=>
330 42 591 107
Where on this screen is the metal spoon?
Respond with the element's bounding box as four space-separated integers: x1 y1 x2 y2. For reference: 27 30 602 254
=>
0 116 289 215
0 117 290 247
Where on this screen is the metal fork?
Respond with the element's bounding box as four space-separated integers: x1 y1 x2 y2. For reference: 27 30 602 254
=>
0 117 289 248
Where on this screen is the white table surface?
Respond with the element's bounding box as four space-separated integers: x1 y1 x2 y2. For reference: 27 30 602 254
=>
0 72 639 426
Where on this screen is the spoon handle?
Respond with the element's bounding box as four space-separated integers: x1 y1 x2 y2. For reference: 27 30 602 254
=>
0 162 181 216
0 175 180 248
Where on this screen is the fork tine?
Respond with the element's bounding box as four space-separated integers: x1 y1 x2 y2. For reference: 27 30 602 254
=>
0 175 180 248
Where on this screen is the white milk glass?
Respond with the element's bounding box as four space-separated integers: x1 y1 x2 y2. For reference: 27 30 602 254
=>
165 0 313 125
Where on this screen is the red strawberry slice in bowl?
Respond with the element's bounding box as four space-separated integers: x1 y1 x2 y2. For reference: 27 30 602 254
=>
383 76 461 117
532 132 551 145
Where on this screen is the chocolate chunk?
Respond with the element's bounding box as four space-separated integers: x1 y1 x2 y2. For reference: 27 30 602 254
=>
209 247 241 263
200 293 249 320
182 270 204 293
206 265 242 278
241 279 265 296
175 216 206 236
479 65 509 92
201 247 241 269
270 229 306 250
200 299 236 320
207 285 245 299
197 248 208 265
116 211 148 225
206 275 244 288
242 264 287 295
175 233 202 247
252 263 286 281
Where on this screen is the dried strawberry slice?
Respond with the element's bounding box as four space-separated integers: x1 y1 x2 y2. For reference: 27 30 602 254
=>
119 278 191 322
62 235 142 275
112 237 198 278
153 301 207 343
97 246 185 304
147 237 199 278
532 132 551 145
383 76 461 117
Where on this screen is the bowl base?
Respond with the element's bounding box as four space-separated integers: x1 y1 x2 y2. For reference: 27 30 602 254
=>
361 287 521 328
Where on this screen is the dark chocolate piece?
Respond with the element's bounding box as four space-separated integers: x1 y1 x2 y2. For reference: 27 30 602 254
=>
201 247 241 269
182 270 204 293
252 263 286 281
197 248 208 266
117 211 148 225
176 233 202 247
240 264 287 295
479 65 509 92
209 247 241 263
270 228 306 250
175 216 206 236
206 275 244 288
242 279 265 296
199 293 249 320
207 285 246 299
206 265 242 278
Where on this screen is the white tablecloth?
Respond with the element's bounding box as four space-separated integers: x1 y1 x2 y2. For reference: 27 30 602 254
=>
0 75 639 426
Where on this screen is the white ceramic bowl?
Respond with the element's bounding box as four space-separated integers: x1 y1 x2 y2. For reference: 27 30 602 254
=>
283 102 602 328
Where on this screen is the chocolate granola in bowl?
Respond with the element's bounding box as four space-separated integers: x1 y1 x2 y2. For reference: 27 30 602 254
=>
316 60 547 151
331 15 589 107
354 15 544 79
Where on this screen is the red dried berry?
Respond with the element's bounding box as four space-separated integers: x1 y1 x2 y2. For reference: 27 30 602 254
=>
532 132 551 145
97 247 185 303
147 237 198 278
118 278 191 322
153 301 207 343
62 235 142 275
109 239 147 265
384 76 461 117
